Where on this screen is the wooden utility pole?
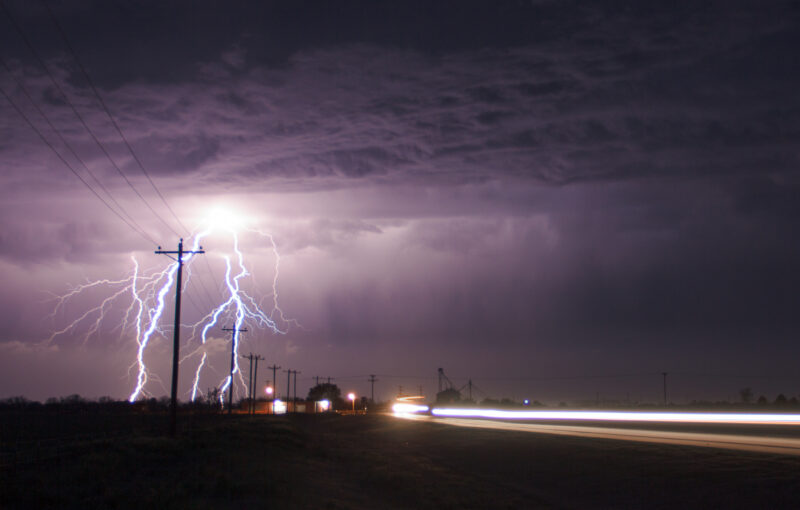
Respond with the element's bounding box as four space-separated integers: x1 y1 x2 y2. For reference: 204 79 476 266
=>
156 238 204 437
240 353 263 414
242 353 254 411
252 354 264 414
293 370 300 403
285 369 292 412
223 325 247 414
368 374 378 402
267 364 280 414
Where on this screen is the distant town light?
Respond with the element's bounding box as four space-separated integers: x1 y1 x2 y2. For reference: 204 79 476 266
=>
318 399 330 411
347 392 356 401
273 399 286 414
523 399 530 406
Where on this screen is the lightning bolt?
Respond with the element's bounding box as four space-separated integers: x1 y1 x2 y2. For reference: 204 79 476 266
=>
47 221 298 405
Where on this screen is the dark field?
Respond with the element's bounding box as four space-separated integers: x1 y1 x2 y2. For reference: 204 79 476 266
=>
2 410 800 509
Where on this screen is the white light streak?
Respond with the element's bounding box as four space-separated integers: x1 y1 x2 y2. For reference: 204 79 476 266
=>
430 408 800 425
393 403 430 414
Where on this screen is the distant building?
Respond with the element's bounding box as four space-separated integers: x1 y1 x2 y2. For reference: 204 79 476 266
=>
436 388 461 404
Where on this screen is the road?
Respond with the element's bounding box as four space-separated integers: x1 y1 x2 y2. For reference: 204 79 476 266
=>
394 409 800 456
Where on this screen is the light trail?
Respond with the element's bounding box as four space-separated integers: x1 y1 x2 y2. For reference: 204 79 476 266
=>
430 408 800 425
392 408 800 456
48 214 298 404
392 403 430 414
409 415 800 456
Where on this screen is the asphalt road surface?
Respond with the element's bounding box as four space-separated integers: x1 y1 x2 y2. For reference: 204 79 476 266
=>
395 411 800 456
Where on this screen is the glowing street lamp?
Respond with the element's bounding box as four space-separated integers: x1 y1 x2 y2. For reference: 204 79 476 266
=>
348 392 356 412
265 385 274 396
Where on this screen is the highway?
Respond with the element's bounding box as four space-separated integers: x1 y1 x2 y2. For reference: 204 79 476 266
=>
393 408 800 456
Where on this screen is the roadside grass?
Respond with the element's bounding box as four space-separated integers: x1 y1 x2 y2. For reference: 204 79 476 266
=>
2 417 299 509
3 411 800 509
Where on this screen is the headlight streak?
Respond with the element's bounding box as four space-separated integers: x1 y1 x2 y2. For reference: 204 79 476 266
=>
430 408 800 425
392 403 430 414
47 219 298 405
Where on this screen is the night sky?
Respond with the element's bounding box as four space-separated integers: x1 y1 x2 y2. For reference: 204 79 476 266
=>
1 0 799 404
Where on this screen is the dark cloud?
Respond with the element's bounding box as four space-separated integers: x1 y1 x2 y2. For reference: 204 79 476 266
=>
0 1 799 401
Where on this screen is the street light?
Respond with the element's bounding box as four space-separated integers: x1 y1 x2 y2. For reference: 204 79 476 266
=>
348 392 356 413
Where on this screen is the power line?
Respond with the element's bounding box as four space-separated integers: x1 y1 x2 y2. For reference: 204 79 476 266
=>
0 56 156 246
42 0 191 237
186 259 222 313
1 0 182 239
5 0 222 316
42 0 226 315
0 84 157 246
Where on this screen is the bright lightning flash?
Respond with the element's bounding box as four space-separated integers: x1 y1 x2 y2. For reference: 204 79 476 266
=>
47 213 298 405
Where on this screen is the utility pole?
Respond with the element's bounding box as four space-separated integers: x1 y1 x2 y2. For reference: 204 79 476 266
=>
285 369 291 412
242 353 254 413
267 364 280 414
662 372 668 406
222 325 247 414
240 353 264 414
293 370 300 403
252 354 263 414
468 379 473 402
156 238 204 437
368 374 378 402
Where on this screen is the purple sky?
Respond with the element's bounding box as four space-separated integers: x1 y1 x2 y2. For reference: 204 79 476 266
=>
1 0 799 404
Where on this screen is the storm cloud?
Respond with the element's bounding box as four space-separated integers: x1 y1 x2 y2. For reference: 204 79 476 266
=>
1 0 798 402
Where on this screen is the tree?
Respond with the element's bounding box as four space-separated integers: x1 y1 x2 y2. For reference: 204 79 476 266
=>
307 383 341 402
739 387 753 404
206 387 221 406
775 394 788 406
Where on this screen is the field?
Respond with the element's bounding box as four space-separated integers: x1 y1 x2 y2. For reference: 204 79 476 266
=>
3 408 800 509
